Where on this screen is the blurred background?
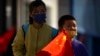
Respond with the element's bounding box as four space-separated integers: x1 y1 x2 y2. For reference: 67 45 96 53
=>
0 0 100 56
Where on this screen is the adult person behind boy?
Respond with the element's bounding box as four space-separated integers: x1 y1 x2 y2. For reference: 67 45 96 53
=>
12 0 58 56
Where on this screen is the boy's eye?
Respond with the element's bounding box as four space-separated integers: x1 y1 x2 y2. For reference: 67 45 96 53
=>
67 25 73 27
67 25 76 28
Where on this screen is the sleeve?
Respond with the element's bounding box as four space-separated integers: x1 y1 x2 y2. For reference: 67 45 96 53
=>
12 27 25 56
78 43 89 56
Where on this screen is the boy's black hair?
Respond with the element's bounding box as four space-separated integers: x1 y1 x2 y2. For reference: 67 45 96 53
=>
58 15 76 28
29 0 46 24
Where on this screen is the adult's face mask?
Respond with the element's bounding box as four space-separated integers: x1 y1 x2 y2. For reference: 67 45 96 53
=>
33 13 46 23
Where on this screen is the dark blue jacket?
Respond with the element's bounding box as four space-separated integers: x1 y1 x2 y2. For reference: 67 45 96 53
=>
72 39 89 56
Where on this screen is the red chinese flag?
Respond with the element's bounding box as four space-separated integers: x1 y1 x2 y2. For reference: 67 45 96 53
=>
36 30 74 56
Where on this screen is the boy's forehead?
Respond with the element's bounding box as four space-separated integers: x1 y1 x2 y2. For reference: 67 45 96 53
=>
64 20 76 23
64 20 77 25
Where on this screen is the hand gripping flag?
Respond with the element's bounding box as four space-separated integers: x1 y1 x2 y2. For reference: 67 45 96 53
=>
36 30 74 56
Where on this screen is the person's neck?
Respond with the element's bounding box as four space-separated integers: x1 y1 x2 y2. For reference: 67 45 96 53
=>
33 22 44 29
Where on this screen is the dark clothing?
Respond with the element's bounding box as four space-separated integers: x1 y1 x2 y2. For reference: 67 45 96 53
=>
72 39 89 56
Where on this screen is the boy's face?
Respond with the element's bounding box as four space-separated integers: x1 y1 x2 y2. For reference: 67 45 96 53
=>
63 20 77 38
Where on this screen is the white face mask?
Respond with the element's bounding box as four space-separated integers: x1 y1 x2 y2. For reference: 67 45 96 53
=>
67 31 77 38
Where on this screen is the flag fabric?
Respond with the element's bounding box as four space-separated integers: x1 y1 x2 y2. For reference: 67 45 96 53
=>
0 26 15 53
36 30 74 56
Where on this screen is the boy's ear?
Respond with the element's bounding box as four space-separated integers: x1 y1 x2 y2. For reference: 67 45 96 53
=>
59 27 66 32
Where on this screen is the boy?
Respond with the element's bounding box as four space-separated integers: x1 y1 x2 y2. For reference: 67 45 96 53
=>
58 15 89 56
